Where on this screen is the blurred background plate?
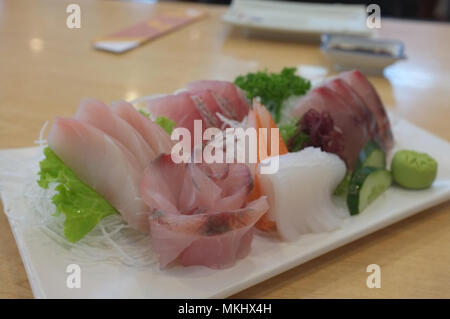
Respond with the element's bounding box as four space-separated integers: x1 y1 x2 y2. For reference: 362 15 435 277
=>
222 0 373 41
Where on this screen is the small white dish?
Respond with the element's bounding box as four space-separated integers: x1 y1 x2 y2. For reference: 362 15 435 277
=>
321 34 406 75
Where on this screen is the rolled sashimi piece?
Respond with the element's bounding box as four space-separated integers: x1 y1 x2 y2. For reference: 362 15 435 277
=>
339 70 393 150
110 100 173 156
141 155 254 216
257 147 347 241
47 117 150 233
74 98 155 169
149 198 268 268
140 155 266 268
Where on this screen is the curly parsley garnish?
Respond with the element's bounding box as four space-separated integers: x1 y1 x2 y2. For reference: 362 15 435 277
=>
234 67 311 123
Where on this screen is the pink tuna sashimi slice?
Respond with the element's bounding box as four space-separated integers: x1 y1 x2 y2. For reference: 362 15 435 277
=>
110 100 173 156
291 87 371 169
339 70 394 150
144 90 220 138
144 91 202 146
140 154 265 268
74 98 155 169
186 80 250 121
188 88 238 123
48 117 150 232
188 90 223 128
144 91 201 133
142 81 250 150
324 78 377 138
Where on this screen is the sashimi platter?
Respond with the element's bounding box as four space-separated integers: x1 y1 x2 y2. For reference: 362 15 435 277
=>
1 67 449 298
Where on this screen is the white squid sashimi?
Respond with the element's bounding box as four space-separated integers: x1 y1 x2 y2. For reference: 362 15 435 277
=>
74 98 155 169
258 147 347 241
48 117 150 232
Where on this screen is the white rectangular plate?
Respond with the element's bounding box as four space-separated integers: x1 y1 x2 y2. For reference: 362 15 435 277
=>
1 117 449 298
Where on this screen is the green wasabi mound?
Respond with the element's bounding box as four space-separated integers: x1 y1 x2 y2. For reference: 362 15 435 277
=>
391 150 437 189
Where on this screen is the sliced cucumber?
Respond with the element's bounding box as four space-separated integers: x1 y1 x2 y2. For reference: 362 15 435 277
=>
355 140 386 170
347 167 392 215
334 140 386 197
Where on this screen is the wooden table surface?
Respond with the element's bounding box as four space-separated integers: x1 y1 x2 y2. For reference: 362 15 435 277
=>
0 0 449 298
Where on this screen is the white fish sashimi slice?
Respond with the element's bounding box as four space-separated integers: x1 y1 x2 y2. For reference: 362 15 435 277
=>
74 98 156 169
258 147 347 241
47 117 150 233
110 100 173 156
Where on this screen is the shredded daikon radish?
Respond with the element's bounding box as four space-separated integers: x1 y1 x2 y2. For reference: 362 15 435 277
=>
22 176 156 267
216 112 247 130
34 121 49 152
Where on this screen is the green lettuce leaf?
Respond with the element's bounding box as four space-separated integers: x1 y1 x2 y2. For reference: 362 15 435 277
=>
155 116 176 135
138 109 175 135
138 109 151 118
279 120 299 145
279 120 309 152
38 147 118 243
